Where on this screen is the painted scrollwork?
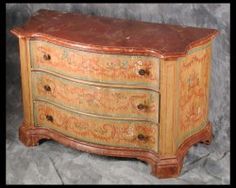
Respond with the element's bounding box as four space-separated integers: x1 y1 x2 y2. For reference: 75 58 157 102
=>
31 41 159 88
33 72 159 122
179 46 210 133
36 102 158 151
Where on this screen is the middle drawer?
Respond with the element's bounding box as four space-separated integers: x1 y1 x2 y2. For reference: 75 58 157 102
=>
32 71 160 123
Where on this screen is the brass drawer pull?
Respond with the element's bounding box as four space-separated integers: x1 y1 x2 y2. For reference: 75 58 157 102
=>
137 104 146 110
137 134 148 141
44 85 51 92
43 54 51 61
46 115 53 122
138 69 146 76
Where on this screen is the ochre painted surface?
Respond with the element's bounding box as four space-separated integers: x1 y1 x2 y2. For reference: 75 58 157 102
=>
11 9 218 178
159 59 178 155
159 42 212 155
30 40 160 89
34 101 158 152
176 42 212 147
18 38 34 125
32 71 159 122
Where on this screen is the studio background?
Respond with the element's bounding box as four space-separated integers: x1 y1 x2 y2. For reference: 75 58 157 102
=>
6 3 230 184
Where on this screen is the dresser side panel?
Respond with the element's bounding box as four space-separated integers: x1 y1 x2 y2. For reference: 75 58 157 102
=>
175 42 212 148
19 38 33 125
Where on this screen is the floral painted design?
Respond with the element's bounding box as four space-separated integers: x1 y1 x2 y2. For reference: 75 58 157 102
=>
178 45 210 135
32 72 159 122
34 101 158 151
30 40 160 89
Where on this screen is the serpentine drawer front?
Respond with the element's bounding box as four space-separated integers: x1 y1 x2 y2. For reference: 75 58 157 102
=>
30 40 160 90
34 101 158 152
32 71 160 122
11 9 218 179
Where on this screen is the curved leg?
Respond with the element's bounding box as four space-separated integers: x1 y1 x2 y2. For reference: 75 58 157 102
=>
200 122 213 145
151 158 182 178
19 122 50 147
18 120 213 178
151 122 213 178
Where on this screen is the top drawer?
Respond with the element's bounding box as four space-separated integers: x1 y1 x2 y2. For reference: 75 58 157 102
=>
30 40 160 89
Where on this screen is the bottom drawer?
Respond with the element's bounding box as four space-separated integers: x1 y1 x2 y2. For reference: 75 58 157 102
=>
34 101 158 152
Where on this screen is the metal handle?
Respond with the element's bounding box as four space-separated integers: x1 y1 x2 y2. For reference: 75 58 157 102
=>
137 104 146 110
46 115 53 122
138 134 147 141
43 54 51 61
44 85 51 92
138 69 146 76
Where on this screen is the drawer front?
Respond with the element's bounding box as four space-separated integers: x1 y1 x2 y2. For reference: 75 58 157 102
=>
32 71 159 123
30 40 160 89
34 101 158 152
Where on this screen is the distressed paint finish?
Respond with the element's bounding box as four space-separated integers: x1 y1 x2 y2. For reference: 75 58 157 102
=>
30 40 160 89
159 42 212 155
159 59 178 155
18 38 34 125
32 71 159 122
11 9 218 59
176 42 212 146
34 101 158 152
11 9 219 179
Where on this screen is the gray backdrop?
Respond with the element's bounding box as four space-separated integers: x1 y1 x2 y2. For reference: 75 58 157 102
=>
6 3 230 184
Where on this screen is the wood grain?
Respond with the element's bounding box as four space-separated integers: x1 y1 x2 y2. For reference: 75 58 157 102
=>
159 59 178 155
18 38 33 126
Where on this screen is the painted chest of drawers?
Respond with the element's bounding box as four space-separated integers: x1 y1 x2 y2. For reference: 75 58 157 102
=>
11 9 218 178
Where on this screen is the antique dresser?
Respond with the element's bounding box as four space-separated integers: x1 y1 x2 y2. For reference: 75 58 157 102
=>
11 9 218 178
